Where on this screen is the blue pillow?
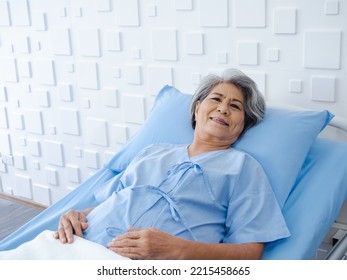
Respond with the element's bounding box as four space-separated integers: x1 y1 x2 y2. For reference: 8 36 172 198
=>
263 138 347 259
106 85 333 208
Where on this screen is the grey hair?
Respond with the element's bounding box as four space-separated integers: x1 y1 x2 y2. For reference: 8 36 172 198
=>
190 68 266 138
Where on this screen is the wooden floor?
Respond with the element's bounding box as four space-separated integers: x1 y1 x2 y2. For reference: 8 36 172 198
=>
0 195 44 241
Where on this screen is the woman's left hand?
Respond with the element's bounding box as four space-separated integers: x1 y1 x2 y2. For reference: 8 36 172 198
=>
107 226 182 259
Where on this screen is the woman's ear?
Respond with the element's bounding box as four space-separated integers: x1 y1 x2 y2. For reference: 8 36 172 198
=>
194 100 200 116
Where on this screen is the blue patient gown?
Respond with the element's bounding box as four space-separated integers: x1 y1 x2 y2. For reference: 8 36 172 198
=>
83 144 290 247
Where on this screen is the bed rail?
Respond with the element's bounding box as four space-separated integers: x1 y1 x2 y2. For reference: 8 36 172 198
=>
325 232 347 260
329 116 347 134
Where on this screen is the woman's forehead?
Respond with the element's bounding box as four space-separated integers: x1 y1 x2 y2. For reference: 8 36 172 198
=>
208 83 244 102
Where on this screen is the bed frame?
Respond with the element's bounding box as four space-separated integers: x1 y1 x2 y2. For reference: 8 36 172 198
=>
321 118 347 260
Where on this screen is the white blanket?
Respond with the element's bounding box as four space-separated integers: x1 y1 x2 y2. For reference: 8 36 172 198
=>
0 230 129 260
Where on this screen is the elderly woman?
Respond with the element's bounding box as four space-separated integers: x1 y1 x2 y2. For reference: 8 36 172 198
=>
54 69 289 260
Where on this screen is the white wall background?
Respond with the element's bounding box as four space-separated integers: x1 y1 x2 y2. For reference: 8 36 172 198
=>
0 0 346 206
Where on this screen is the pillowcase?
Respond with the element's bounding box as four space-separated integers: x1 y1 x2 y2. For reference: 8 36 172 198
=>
105 85 333 208
263 138 347 259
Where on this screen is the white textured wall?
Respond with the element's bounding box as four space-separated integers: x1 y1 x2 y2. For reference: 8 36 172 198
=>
0 0 346 205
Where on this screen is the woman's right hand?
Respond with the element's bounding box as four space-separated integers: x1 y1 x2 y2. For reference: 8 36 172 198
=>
53 209 91 243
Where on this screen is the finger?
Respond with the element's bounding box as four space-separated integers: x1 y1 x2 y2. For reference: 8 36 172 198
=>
109 245 143 260
70 219 84 239
115 229 143 242
79 213 88 224
57 223 68 243
127 225 138 232
109 233 139 249
53 231 60 240
60 219 75 243
81 222 89 230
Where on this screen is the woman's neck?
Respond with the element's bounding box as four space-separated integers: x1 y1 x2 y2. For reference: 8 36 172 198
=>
188 140 231 158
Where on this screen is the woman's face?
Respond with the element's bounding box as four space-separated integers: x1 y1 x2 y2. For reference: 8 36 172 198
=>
194 82 245 146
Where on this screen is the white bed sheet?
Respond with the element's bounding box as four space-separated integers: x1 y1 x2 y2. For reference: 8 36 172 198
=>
0 230 129 260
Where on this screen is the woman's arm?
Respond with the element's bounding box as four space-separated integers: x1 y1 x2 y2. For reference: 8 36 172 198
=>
53 207 94 243
108 227 264 260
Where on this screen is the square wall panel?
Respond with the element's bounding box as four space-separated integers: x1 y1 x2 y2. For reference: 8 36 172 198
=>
33 184 51 206
289 79 302 93
78 28 101 57
16 35 30 53
0 106 8 128
152 29 178 61
60 108 80 135
86 118 108 146
0 161 7 173
85 150 100 169
125 64 142 85
217 51 228 64
11 0 30 26
67 165 81 183
234 0 266 27
267 48 280 62
0 86 8 102
45 140 64 166
0 132 12 154
325 0 339 15
52 28 72 55
311 76 336 102
123 95 146 124
112 124 128 144
33 11 47 31
106 31 121 51
32 160 40 170
14 174 32 199
78 61 99 89
304 30 341 69
18 60 32 78
12 112 25 130
14 154 26 170
175 0 193 10
0 1 10 26
237 41 259 65
27 138 41 156
103 88 119 107
273 8 297 34
45 167 59 186
148 65 173 95
36 59 56 86
0 58 18 82
36 89 50 107
97 0 111 12
115 0 139 26
58 84 73 102
200 0 228 27
25 109 44 135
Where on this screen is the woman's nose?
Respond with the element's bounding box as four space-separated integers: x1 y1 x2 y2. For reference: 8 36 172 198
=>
217 103 229 115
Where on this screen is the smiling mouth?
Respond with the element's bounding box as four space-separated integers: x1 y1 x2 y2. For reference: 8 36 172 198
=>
210 117 229 126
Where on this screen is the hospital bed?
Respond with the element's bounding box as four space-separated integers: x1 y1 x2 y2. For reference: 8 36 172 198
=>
0 85 346 260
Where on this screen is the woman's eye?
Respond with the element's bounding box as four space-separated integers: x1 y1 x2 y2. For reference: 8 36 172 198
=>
212 97 220 102
230 104 240 110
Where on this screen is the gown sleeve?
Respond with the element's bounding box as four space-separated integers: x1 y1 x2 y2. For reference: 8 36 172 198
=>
223 154 290 244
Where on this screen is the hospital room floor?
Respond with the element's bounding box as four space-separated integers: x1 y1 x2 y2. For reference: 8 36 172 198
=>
0 195 44 240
